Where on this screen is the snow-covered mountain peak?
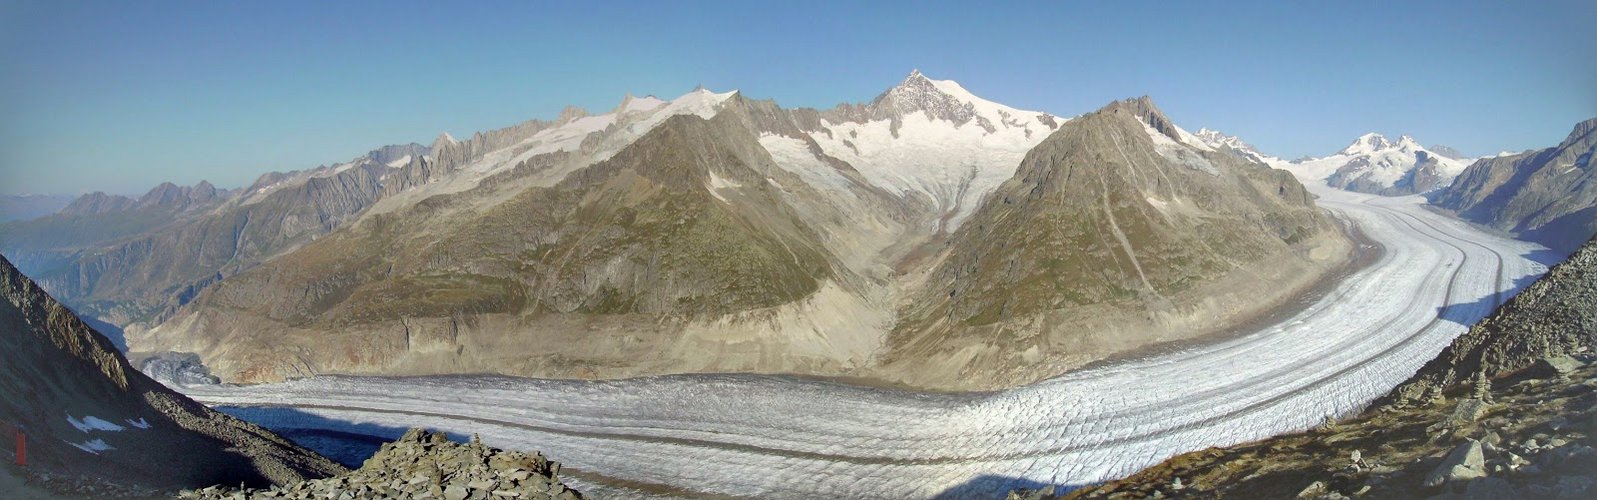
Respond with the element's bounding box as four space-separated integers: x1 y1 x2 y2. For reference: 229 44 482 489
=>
869 70 1059 134
556 105 590 123
1294 132 1471 194
1101 96 1214 153
782 71 1063 231
1192 127 1286 167
1194 128 1255 152
614 93 666 116
429 132 459 152
1339 132 1395 155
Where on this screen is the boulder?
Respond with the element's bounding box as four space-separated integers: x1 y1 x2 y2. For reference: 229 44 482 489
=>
1424 440 1486 487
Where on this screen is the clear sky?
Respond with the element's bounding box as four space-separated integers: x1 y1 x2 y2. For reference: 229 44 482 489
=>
1 0 1593 196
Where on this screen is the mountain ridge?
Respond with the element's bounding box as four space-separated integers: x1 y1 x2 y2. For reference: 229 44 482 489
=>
8 73 1353 391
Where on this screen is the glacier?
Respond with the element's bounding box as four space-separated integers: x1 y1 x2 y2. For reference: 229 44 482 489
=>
182 185 1548 498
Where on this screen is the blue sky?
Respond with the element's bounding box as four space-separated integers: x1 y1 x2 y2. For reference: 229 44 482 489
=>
1 0 1593 195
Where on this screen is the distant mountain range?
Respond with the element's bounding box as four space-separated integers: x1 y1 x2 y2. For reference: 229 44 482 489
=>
1192 129 1480 196
0 194 75 222
0 71 1351 391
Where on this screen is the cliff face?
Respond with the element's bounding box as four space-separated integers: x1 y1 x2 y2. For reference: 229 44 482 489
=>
0 252 346 491
1059 236 1597 499
1432 118 1597 254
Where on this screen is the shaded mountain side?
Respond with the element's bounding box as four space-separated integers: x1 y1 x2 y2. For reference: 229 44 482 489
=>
1432 118 1597 255
1058 236 1597 499
879 97 1350 389
0 253 345 492
0 157 406 328
134 112 847 383
184 429 582 500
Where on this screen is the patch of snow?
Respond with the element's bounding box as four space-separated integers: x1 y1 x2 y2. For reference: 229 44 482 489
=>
809 87 1057 231
126 418 151 429
707 170 742 203
1171 124 1215 152
68 438 114 454
1194 128 1294 169
1139 120 1218 175
67 414 126 433
758 134 855 193
384 155 411 168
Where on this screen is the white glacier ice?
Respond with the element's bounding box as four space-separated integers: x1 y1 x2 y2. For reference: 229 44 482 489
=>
185 185 1547 498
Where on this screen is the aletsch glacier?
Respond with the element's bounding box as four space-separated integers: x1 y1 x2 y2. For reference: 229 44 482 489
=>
180 185 1547 498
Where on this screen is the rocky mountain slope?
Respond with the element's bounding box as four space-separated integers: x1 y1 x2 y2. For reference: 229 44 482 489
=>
879 97 1350 388
1056 235 1597 499
1290 133 1473 196
1431 117 1597 255
184 428 582 500
0 253 345 493
0 144 418 328
9 72 1349 391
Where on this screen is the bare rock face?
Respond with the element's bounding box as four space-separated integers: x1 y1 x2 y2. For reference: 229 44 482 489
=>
1432 117 1597 254
0 253 345 492
182 429 582 500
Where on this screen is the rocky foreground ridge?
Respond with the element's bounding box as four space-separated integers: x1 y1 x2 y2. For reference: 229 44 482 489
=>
0 252 345 493
182 428 582 500
1033 235 1597 499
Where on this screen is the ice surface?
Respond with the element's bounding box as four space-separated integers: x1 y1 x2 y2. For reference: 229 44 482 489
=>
186 186 1546 498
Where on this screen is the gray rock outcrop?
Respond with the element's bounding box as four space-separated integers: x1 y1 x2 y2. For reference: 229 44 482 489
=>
182 429 582 500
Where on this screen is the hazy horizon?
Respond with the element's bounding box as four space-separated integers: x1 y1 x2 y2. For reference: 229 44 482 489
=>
2 0 1593 196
